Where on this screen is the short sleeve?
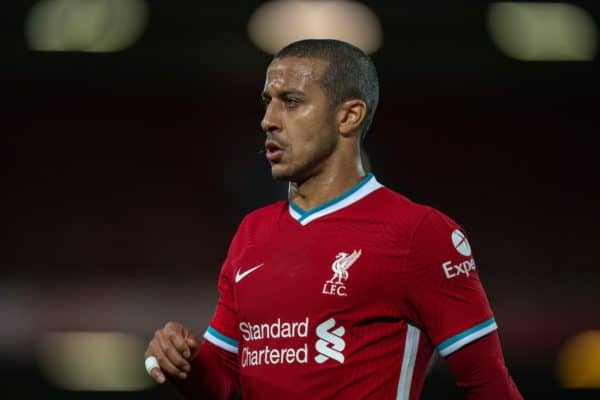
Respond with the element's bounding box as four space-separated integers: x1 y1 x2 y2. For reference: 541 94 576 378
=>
405 209 497 357
203 224 246 355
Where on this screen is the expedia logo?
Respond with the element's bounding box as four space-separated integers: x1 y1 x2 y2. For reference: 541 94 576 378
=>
443 229 477 279
315 318 346 364
451 229 471 256
442 259 477 279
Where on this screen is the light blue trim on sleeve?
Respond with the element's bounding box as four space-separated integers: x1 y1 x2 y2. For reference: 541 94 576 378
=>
437 317 497 357
204 326 239 353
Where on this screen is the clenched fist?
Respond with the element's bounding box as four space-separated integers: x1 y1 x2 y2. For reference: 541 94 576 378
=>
145 321 199 384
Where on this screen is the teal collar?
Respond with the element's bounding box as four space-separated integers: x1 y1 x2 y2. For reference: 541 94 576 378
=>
288 173 382 225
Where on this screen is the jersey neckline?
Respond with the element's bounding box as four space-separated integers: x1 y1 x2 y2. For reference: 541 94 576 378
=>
288 173 383 226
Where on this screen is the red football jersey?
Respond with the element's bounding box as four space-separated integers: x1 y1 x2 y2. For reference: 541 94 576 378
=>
204 173 496 399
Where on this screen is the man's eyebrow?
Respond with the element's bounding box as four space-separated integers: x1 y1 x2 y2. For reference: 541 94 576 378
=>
262 89 305 99
279 90 305 97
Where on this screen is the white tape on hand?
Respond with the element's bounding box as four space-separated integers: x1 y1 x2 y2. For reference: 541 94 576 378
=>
144 356 160 376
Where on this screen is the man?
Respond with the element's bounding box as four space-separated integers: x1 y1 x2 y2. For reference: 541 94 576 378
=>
144 39 523 399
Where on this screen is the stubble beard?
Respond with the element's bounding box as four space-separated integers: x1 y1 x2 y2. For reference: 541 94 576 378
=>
270 141 336 185
270 116 338 184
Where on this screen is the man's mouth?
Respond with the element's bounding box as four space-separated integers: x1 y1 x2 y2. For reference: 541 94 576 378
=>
265 140 284 161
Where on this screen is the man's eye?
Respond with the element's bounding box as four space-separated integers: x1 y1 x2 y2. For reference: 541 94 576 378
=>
284 97 299 106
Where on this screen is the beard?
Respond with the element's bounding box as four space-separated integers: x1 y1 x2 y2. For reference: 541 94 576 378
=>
269 138 338 184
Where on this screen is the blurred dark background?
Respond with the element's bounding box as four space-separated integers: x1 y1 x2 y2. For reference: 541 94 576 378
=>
1 1 599 399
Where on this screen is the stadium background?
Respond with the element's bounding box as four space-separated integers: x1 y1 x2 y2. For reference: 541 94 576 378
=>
1 1 599 399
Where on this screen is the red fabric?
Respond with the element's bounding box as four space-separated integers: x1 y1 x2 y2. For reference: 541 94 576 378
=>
446 331 523 399
199 178 520 398
174 340 240 400
404 207 494 351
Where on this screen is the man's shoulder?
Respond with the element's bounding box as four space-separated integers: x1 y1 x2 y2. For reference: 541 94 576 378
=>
374 186 461 236
245 200 287 218
374 186 436 221
238 200 288 228
229 201 287 248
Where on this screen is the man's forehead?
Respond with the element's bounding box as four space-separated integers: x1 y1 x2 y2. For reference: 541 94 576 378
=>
264 57 328 88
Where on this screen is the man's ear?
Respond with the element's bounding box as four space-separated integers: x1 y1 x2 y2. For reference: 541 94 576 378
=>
337 99 367 137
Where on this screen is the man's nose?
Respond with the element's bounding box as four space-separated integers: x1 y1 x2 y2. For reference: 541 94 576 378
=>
260 103 281 134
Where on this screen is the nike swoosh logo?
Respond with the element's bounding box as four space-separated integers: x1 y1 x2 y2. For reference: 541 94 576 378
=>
235 263 264 283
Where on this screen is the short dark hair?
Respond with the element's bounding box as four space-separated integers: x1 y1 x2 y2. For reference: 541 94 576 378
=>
274 39 379 139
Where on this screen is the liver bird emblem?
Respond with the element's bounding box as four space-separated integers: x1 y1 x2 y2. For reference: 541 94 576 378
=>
328 249 362 284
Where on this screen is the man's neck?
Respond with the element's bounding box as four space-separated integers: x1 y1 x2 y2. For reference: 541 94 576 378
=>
289 164 366 211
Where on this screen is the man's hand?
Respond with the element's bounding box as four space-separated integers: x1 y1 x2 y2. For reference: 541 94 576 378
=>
145 321 199 384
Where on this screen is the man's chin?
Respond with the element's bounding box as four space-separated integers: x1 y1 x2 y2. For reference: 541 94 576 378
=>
270 165 293 181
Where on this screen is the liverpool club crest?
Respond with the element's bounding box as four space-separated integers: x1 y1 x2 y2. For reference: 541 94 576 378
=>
322 249 362 297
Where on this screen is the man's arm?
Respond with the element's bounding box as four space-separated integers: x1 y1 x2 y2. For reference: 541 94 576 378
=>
145 321 240 400
445 331 523 399
403 208 523 398
144 218 247 398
